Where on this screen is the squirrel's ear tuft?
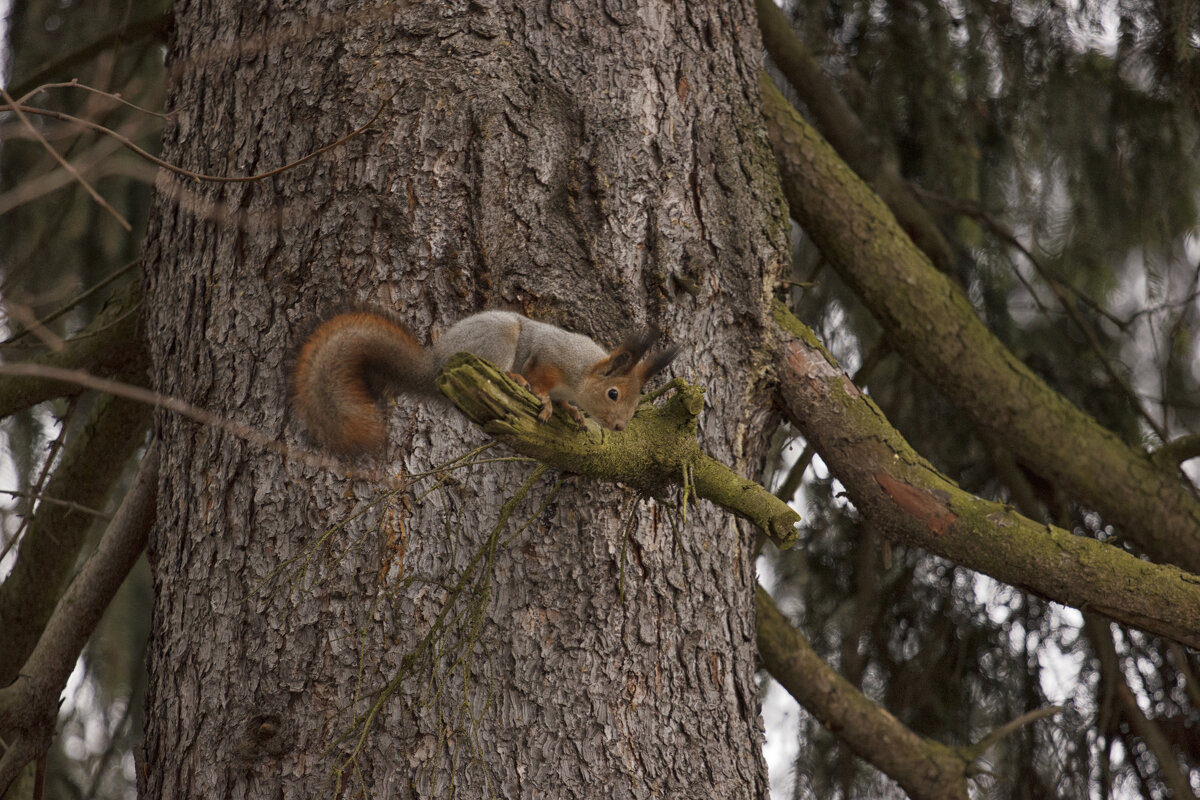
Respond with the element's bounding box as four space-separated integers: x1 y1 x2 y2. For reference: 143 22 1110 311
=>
625 328 659 360
639 344 678 381
599 329 657 376
599 327 678 380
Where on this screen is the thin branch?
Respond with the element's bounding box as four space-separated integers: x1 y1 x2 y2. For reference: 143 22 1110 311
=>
6 87 396 184
912 186 1128 329
0 119 151 217
959 705 1064 765
0 86 131 230
15 79 172 118
1085 615 1197 799
0 278 148 422
922 189 1168 442
1168 642 1200 711
772 442 814 503
0 391 148 690
0 398 77 564
0 488 114 522
0 259 140 347
0 362 350 477
2 302 67 351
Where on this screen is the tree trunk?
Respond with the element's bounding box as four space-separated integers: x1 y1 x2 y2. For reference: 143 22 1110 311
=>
140 1 787 797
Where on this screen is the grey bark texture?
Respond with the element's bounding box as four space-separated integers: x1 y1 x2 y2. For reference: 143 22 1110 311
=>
140 1 787 797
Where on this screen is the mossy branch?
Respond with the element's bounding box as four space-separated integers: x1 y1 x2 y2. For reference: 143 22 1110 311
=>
434 352 800 550
756 586 970 798
771 301 1200 649
759 74 1200 573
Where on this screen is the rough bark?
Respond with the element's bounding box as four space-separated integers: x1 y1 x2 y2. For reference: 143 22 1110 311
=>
140 2 786 798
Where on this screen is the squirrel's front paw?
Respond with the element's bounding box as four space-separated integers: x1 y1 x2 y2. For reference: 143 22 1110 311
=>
535 393 555 423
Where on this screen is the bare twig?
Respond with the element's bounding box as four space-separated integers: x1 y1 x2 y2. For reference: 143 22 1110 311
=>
0 86 131 230
0 259 140 348
6 87 396 184
0 488 113 522
959 705 1064 766
0 398 77 564
1086 615 1197 799
0 362 366 478
16 79 172 118
2 303 67 351
912 185 1169 440
0 121 152 216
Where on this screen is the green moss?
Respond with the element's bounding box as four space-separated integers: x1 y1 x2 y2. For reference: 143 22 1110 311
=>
435 353 800 548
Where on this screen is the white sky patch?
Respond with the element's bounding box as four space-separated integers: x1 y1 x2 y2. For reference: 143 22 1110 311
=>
757 555 801 799
760 440 831 798
0 0 11 86
762 676 802 799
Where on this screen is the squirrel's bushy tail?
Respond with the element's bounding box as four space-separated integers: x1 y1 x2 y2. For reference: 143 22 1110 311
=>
292 312 436 455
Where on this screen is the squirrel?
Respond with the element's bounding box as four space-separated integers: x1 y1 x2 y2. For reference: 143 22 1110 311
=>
291 310 678 455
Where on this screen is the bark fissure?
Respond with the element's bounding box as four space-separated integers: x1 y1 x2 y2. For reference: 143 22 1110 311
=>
141 2 785 798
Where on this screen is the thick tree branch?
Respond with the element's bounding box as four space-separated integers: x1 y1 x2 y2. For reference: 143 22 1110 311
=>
0 446 157 795
756 586 970 800
771 303 1200 649
761 581 1065 797
760 74 1200 574
435 353 801 549
754 0 956 274
1154 434 1200 470
0 394 151 684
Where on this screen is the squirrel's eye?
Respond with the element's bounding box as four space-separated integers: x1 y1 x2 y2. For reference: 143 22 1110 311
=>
607 388 620 402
